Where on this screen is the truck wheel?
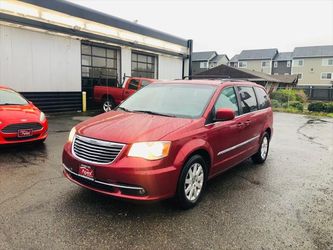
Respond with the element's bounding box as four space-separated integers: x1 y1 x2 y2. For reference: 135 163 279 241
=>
102 98 115 112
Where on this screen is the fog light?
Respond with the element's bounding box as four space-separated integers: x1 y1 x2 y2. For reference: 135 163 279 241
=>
138 188 146 195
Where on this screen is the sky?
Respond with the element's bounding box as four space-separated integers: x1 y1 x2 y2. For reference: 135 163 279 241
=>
68 0 333 57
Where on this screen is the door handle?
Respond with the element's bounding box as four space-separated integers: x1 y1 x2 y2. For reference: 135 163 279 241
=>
244 120 251 126
237 122 244 128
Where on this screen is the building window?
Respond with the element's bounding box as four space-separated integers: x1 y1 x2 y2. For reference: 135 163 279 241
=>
200 62 208 68
238 61 247 68
293 59 304 67
321 72 332 80
131 52 157 78
261 61 270 68
273 61 278 68
297 73 303 80
322 58 333 66
287 61 291 67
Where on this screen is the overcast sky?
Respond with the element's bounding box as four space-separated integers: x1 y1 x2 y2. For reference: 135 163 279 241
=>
69 0 333 57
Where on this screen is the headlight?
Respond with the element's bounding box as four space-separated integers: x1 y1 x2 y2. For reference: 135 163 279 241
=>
128 141 171 160
39 112 46 122
68 127 76 142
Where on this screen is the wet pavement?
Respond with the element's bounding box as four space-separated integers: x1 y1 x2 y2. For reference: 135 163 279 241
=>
0 112 332 249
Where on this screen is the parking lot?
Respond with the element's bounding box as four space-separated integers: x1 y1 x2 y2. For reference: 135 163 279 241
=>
0 112 332 249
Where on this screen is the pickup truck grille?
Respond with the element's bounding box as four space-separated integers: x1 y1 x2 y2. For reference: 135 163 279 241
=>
2 123 43 133
72 135 125 164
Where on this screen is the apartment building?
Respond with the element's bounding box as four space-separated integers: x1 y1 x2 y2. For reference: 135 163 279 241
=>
272 52 293 75
236 49 278 74
228 54 239 68
291 45 333 86
192 51 229 75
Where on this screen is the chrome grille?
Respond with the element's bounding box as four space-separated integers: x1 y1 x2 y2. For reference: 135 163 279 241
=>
72 135 124 164
2 122 43 133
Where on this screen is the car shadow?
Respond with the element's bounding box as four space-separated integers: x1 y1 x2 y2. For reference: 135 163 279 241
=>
62 158 264 218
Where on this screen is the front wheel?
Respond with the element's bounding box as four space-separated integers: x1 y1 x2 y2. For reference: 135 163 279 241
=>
252 132 270 164
102 98 115 112
176 155 207 209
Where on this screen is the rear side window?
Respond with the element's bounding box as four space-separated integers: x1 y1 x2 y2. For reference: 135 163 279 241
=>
214 87 239 115
128 79 140 90
237 86 258 114
254 87 270 109
141 80 152 88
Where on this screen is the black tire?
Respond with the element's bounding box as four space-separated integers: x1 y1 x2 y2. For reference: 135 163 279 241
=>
176 154 207 209
102 97 115 112
252 132 270 164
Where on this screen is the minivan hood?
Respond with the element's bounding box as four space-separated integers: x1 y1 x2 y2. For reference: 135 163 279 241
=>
76 111 194 144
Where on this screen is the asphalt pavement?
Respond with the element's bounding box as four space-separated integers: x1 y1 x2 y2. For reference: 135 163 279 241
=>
0 112 332 249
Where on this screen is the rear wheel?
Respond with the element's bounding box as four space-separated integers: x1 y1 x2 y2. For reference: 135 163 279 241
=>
252 132 270 164
102 97 115 112
176 155 207 209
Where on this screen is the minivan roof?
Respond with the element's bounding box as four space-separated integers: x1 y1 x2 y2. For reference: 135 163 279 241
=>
160 79 259 87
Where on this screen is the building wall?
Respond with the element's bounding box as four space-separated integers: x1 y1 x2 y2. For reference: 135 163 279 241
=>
158 54 183 80
238 60 272 74
292 57 333 86
209 56 229 68
0 25 81 92
272 61 292 75
192 61 208 75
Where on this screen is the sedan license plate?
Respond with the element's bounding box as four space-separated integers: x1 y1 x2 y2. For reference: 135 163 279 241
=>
17 129 33 138
78 165 94 179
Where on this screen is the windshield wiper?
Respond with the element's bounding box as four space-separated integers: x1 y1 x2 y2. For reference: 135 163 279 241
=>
0 103 22 105
132 110 176 117
117 107 132 112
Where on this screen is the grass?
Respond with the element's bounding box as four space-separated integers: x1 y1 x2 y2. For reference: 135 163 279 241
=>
273 107 333 118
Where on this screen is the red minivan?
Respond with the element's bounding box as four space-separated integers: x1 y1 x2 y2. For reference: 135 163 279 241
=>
63 80 273 209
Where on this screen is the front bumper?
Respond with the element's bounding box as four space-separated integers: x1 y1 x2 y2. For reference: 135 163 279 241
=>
62 142 179 201
0 122 48 145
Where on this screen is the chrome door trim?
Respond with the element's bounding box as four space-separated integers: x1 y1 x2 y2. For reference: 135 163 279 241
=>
217 135 260 156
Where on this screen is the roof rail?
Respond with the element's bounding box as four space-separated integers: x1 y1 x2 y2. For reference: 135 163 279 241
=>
182 75 248 82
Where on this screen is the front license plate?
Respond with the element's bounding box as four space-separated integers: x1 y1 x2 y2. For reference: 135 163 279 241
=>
78 165 94 179
17 129 33 137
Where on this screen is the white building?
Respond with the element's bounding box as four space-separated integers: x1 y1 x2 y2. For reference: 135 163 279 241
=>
0 0 192 111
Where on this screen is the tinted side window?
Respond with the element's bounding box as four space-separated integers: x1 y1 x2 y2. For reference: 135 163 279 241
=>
141 80 152 88
214 87 239 115
254 87 270 109
237 86 258 114
128 79 140 90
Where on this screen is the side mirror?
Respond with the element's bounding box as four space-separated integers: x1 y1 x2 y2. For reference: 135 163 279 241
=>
215 108 235 121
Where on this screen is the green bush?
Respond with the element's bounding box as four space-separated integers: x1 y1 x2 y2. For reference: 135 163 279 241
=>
271 99 282 108
271 89 296 103
288 101 304 111
295 90 308 103
308 102 327 112
326 103 333 113
270 89 307 104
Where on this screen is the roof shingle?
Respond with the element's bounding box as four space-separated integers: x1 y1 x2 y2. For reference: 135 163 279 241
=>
192 51 217 61
238 48 278 60
293 45 333 58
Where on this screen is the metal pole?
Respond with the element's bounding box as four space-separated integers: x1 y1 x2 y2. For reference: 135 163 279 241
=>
187 40 193 79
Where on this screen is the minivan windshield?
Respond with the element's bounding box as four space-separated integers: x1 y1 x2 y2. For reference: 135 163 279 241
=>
0 89 28 105
117 83 216 118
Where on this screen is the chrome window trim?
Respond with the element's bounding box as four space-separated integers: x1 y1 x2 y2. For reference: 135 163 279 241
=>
217 135 260 156
63 164 144 191
71 134 126 165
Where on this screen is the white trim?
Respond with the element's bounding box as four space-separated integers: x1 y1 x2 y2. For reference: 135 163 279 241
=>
217 135 260 156
320 72 333 80
322 58 333 66
286 60 291 68
238 61 247 68
273 61 278 68
292 59 304 67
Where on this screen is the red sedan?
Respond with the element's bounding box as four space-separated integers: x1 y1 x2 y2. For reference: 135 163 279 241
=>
0 86 48 145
